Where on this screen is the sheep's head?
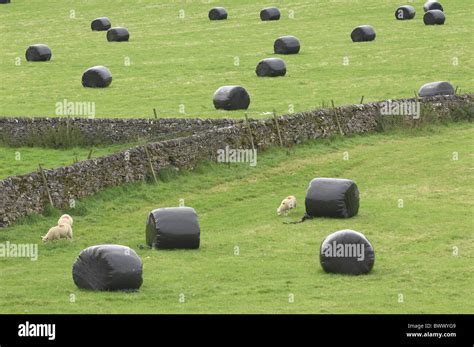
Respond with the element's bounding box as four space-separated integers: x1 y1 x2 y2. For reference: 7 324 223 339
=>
41 235 49 243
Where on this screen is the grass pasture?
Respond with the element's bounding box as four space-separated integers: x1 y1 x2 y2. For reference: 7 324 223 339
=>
0 0 472 316
0 0 473 118
0 123 472 314
0 143 139 179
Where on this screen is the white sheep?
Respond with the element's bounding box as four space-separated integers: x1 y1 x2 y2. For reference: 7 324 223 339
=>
277 195 297 216
42 224 73 243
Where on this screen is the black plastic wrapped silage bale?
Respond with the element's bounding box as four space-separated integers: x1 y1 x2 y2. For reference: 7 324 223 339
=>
72 245 143 291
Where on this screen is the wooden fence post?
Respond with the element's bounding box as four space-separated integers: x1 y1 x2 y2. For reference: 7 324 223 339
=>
272 110 284 147
244 113 255 152
144 145 158 184
38 164 54 208
331 100 344 136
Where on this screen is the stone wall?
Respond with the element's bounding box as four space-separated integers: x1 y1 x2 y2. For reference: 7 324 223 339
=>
0 117 242 146
0 94 472 227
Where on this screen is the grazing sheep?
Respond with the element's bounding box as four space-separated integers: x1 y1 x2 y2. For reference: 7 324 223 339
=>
42 224 73 243
277 196 297 216
58 214 73 227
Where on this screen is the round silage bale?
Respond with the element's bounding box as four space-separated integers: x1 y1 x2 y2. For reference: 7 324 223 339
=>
260 7 280 21
82 66 113 88
305 178 360 219
418 81 454 97
25 44 52 62
0 0 11 4
424 1 443 12
146 207 201 249
209 7 228 20
395 5 416 20
213 86 251 111
274 36 300 54
423 10 445 25
91 17 111 31
72 244 143 291
351 25 376 42
320 229 375 275
256 58 286 77
107 27 130 42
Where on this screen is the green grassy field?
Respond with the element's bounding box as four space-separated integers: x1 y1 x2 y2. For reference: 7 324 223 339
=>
0 0 472 119
0 142 140 179
0 123 472 314
0 0 472 316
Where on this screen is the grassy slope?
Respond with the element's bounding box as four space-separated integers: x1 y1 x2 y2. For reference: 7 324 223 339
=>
0 123 472 314
0 143 138 179
0 0 472 119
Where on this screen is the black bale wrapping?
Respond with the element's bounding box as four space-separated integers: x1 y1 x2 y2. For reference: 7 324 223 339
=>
82 66 112 88
72 245 143 291
146 207 200 249
209 7 228 20
423 1 443 12
395 5 416 20
423 10 445 25
351 25 376 42
320 229 375 275
107 27 130 42
91 17 111 31
260 7 280 21
256 58 286 77
274 36 300 54
25 44 52 62
0 0 11 4
213 86 251 110
305 178 359 218
418 81 454 97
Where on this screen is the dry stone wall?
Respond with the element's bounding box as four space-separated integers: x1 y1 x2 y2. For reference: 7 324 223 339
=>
0 117 241 146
